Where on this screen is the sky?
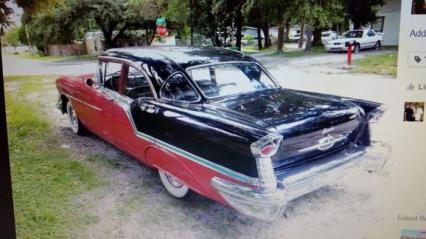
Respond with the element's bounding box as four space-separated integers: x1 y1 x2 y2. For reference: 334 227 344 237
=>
7 1 23 26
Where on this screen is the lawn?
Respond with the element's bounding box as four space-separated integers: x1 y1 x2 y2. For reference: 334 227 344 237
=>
10 52 97 62
5 75 103 238
242 44 327 58
352 52 398 77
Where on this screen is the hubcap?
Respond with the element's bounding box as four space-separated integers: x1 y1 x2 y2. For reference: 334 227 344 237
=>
165 173 183 188
68 105 78 131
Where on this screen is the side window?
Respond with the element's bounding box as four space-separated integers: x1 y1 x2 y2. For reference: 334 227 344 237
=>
104 62 122 92
160 73 199 102
96 62 104 85
124 66 153 99
368 30 376 37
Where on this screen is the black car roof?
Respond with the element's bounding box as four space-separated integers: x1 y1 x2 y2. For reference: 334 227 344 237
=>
101 46 257 70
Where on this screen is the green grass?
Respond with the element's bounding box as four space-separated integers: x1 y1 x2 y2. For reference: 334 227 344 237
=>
242 44 327 57
352 52 398 77
4 75 56 82
11 52 97 62
272 45 326 58
5 75 103 238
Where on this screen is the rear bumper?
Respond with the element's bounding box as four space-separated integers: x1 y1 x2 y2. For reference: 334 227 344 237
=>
325 45 354 52
211 142 390 221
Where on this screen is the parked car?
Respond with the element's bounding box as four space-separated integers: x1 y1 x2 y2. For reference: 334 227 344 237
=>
321 30 339 45
56 47 389 221
324 29 384 53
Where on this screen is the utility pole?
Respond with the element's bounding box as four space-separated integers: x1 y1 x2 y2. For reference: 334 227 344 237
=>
25 25 32 53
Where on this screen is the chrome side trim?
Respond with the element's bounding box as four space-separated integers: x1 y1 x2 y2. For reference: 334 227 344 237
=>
103 90 260 187
64 94 102 111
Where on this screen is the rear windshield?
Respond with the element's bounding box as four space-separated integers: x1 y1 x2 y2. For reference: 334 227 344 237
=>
343 31 363 38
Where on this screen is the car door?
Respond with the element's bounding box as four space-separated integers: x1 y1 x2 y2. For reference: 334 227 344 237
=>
110 63 157 161
366 30 377 48
79 59 124 143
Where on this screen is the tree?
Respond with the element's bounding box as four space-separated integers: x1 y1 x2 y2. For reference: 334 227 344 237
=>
296 0 346 51
163 0 191 44
0 0 13 34
269 0 298 53
4 26 21 50
344 0 385 29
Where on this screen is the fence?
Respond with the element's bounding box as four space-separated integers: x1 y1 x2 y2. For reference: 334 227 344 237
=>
47 43 87 56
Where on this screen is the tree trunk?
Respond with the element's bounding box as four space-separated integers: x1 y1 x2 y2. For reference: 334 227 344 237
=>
276 21 284 53
298 15 305 49
146 29 156 46
103 32 114 50
223 27 228 46
354 22 361 29
190 27 194 46
235 7 243 51
257 25 262 50
284 22 290 42
189 0 194 46
262 24 271 48
214 34 221 46
304 25 313 52
312 27 322 46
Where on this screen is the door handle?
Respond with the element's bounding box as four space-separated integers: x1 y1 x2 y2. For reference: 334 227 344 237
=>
140 103 156 111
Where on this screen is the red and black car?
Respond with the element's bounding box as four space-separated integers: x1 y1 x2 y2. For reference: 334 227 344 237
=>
56 47 389 221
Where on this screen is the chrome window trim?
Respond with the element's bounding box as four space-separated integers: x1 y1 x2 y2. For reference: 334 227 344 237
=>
158 71 202 103
98 56 158 100
185 61 281 100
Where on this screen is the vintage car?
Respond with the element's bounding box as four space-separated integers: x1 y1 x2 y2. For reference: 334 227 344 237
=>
56 47 389 221
324 29 384 53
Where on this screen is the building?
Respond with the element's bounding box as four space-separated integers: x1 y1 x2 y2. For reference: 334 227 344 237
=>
373 0 401 46
350 0 401 46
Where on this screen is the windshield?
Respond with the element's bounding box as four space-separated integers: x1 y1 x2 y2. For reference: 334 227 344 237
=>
188 62 278 98
343 31 363 38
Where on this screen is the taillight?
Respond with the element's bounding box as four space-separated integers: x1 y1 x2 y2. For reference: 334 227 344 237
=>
251 133 283 191
250 133 282 158
368 105 388 123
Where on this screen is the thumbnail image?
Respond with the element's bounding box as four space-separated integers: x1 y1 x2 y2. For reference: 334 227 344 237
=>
404 102 425 122
401 229 426 239
412 0 426 14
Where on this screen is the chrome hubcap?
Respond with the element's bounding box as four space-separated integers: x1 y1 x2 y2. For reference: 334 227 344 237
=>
165 173 183 188
68 106 78 130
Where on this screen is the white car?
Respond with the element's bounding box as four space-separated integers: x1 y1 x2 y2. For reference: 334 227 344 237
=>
321 30 339 45
324 29 384 53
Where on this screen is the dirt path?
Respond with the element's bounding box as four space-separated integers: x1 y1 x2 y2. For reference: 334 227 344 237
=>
5 52 395 239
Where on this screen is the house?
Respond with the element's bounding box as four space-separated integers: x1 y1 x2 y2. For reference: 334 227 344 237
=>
84 31 104 55
372 0 401 46
350 0 401 46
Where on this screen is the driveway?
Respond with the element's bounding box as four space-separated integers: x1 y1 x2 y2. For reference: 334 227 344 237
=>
3 50 397 239
2 54 97 76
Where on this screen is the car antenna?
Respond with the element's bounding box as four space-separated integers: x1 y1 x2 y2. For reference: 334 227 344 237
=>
74 40 84 79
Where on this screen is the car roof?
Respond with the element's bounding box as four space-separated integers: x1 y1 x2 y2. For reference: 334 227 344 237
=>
101 46 256 70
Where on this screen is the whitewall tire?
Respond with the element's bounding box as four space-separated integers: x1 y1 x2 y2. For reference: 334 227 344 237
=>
66 101 86 135
159 170 190 198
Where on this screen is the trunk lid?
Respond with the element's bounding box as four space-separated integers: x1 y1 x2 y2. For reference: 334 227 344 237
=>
211 89 365 168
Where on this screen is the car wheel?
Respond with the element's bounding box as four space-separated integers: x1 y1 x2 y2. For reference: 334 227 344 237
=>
374 41 381 50
353 44 360 54
66 101 86 135
159 170 190 198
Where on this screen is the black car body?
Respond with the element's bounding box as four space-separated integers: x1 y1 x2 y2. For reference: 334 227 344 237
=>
58 46 389 221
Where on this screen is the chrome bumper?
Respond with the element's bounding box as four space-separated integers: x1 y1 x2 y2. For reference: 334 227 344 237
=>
211 142 390 221
325 45 353 52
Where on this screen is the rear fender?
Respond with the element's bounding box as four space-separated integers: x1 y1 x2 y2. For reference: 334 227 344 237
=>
144 145 207 196
346 99 387 122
